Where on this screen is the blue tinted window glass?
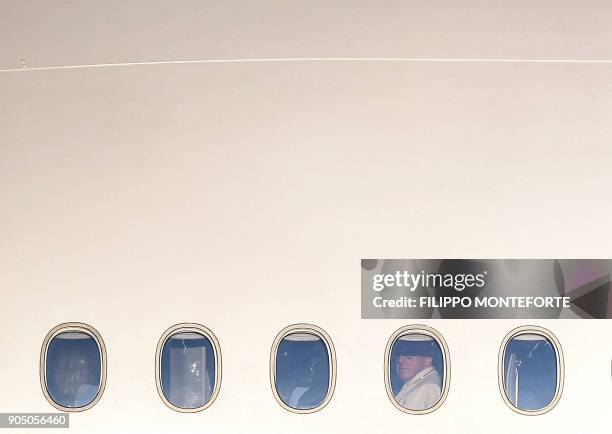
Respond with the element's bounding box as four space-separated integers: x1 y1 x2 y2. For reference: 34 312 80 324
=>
275 333 330 410
503 333 558 411
160 332 216 409
389 333 444 411
45 332 102 408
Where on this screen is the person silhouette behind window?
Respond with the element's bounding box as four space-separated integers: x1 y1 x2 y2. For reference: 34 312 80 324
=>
393 337 442 410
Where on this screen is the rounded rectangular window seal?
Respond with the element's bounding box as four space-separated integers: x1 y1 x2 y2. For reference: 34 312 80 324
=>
40 322 107 412
498 325 564 415
385 325 451 414
270 323 336 414
155 323 222 413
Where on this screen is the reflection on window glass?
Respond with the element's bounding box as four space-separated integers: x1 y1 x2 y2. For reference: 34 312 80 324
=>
160 332 215 409
390 334 443 411
45 332 102 408
503 333 558 411
275 333 331 410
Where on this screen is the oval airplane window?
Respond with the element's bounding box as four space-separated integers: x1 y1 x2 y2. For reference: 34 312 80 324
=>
40 323 107 412
155 323 221 412
385 325 450 414
499 326 564 415
270 324 336 413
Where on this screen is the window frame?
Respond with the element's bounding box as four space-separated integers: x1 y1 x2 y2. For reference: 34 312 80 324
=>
155 323 222 413
498 325 564 415
269 323 337 414
39 322 107 412
384 324 451 415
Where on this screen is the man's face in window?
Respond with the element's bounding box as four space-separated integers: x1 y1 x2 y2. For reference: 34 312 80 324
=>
396 355 432 383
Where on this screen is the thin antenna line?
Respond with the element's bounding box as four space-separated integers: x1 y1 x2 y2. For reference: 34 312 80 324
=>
2 56 612 73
